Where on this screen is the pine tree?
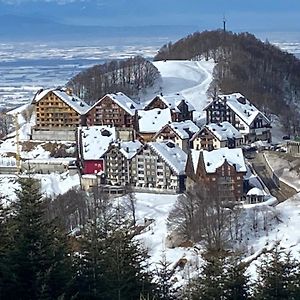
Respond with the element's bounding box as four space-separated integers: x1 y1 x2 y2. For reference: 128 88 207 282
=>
154 252 178 300
189 251 226 300
72 190 155 300
3 178 72 300
223 254 249 300
0 200 13 298
187 251 249 300
252 243 300 300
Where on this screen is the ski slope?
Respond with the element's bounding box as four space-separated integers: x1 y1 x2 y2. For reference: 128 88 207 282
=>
153 59 215 121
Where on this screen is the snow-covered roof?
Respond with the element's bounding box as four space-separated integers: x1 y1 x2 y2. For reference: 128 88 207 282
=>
169 120 200 139
190 149 201 173
33 88 90 115
148 141 187 175
146 93 195 112
138 108 172 133
93 92 138 116
202 147 246 174
219 93 269 126
247 187 265 196
119 140 143 160
78 126 117 160
205 121 242 141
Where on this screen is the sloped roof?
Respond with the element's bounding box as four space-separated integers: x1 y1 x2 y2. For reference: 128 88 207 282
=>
146 93 195 112
138 108 172 133
119 140 143 160
169 120 200 139
219 93 270 126
78 126 117 160
202 147 246 174
190 149 201 174
33 88 90 115
92 92 139 116
148 140 187 175
206 121 242 141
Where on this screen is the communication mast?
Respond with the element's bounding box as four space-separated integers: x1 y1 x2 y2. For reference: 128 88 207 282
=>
223 15 227 32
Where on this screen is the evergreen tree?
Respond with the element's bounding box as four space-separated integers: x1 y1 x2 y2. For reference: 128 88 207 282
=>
72 190 155 300
3 178 72 300
187 251 249 300
252 243 300 300
0 201 13 298
154 252 178 300
223 255 249 300
189 251 226 300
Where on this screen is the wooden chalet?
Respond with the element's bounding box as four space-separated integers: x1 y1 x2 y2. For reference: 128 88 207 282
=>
32 88 90 129
204 93 271 143
191 121 243 151
186 148 247 202
87 92 138 128
144 93 194 121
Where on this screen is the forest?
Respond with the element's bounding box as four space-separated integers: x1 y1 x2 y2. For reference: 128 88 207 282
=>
1 178 300 299
155 30 300 135
67 56 161 104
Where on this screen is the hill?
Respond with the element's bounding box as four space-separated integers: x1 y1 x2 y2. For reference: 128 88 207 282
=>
67 56 161 103
154 30 300 135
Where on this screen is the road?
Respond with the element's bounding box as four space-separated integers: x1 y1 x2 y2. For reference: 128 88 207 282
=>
247 151 297 203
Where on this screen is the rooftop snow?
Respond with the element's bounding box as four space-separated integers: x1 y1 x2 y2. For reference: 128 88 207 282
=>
156 93 195 112
79 126 116 160
119 140 143 160
206 121 242 141
202 147 246 174
148 141 187 175
247 187 266 196
190 149 201 173
33 88 90 115
168 120 200 139
219 93 269 126
93 92 139 116
138 108 172 133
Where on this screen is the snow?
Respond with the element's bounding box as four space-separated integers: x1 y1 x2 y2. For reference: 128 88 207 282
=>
78 126 116 160
202 147 246 173
137 108 172 133
247 187 266 196
152 60 215 121
219 93 269 126
0 172 80 204
264 152 300 192
206 121 242 141
92 92 139 116
168 120 200 139
119 140 143 159
34 88 91 115
148 141 187 175
146 93 195 112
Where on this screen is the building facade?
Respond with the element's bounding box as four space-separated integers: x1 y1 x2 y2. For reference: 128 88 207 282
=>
130 141 187 193
87 92 137 128
204 93 271 143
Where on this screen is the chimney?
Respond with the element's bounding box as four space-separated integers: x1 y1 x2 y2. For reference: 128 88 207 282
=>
66 87 73 96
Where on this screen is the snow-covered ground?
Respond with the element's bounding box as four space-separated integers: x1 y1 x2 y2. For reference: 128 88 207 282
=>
152 59 215 122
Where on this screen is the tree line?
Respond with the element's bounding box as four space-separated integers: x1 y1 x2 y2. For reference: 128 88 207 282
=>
154 30 300 135
67 56 161 104
1 178 299 299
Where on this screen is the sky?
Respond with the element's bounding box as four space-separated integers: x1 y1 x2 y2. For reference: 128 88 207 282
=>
0 0 300 41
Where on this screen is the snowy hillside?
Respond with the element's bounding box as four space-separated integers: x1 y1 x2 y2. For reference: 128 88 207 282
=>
152 59 215 123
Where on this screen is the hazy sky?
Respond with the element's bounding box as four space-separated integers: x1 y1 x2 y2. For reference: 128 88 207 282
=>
0 0 300 32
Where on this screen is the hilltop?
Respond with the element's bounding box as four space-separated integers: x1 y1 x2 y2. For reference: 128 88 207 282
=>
154 30 300 135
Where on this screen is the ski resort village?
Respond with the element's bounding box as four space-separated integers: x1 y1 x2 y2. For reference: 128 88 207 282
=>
2 58 300 293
